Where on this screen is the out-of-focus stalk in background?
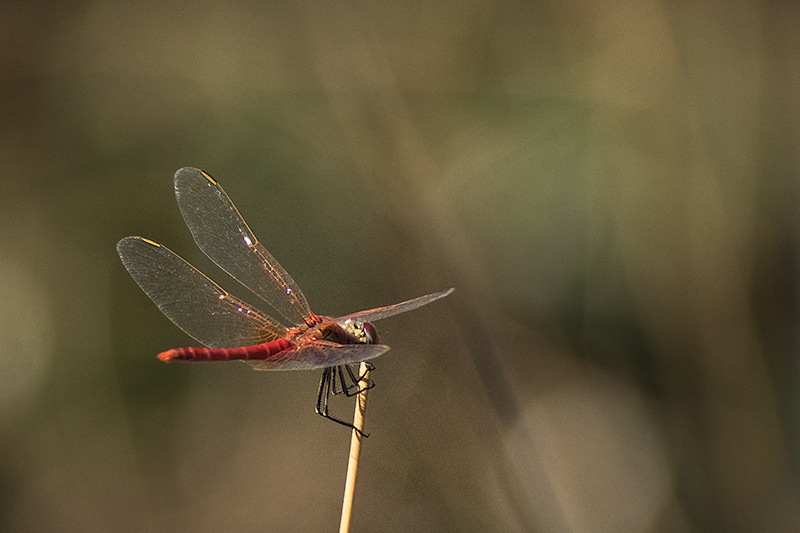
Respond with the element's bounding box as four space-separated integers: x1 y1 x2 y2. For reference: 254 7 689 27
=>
1 2 798 531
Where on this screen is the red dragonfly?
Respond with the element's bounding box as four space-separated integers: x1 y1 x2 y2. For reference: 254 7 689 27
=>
117 167 453 434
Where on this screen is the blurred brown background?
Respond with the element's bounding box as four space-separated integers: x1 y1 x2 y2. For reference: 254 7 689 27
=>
1 1 799 531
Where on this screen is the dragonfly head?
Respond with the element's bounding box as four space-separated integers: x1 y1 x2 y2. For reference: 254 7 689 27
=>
338 319 379 345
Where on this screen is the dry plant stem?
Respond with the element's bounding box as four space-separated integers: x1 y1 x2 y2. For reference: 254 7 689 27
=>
339 361 370 533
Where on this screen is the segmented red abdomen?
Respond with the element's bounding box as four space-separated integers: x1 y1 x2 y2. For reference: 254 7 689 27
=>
158 338 295 362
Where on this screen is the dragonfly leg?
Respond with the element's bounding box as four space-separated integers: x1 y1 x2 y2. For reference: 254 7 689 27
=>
341 363 375 397
316 367 332 415
315 367 369 438
332 365 347 395
359 362 375 379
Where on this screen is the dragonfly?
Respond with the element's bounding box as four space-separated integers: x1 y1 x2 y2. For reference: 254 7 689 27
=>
117 167 453 435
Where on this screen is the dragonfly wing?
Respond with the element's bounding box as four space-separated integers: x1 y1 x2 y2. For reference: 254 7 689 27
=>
335 288 454 324
117 236 287 349
173 167 314 326
247 341 390 371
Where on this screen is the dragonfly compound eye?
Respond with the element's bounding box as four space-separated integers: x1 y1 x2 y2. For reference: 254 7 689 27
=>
363 322 379 344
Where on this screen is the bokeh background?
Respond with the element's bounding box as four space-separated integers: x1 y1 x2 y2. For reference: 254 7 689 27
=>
2 1 799 531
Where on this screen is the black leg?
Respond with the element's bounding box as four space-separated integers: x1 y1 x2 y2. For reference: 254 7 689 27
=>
341 363 375 397
315 367 332 417
333 365 348 395
315 366 369 438
341 365 358 396
360 361 375 378
358 362 376 392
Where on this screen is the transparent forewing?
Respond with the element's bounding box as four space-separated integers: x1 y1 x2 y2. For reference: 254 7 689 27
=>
334 288 454 324
117 236 287 349
173 167 313 326
248 341 390 371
